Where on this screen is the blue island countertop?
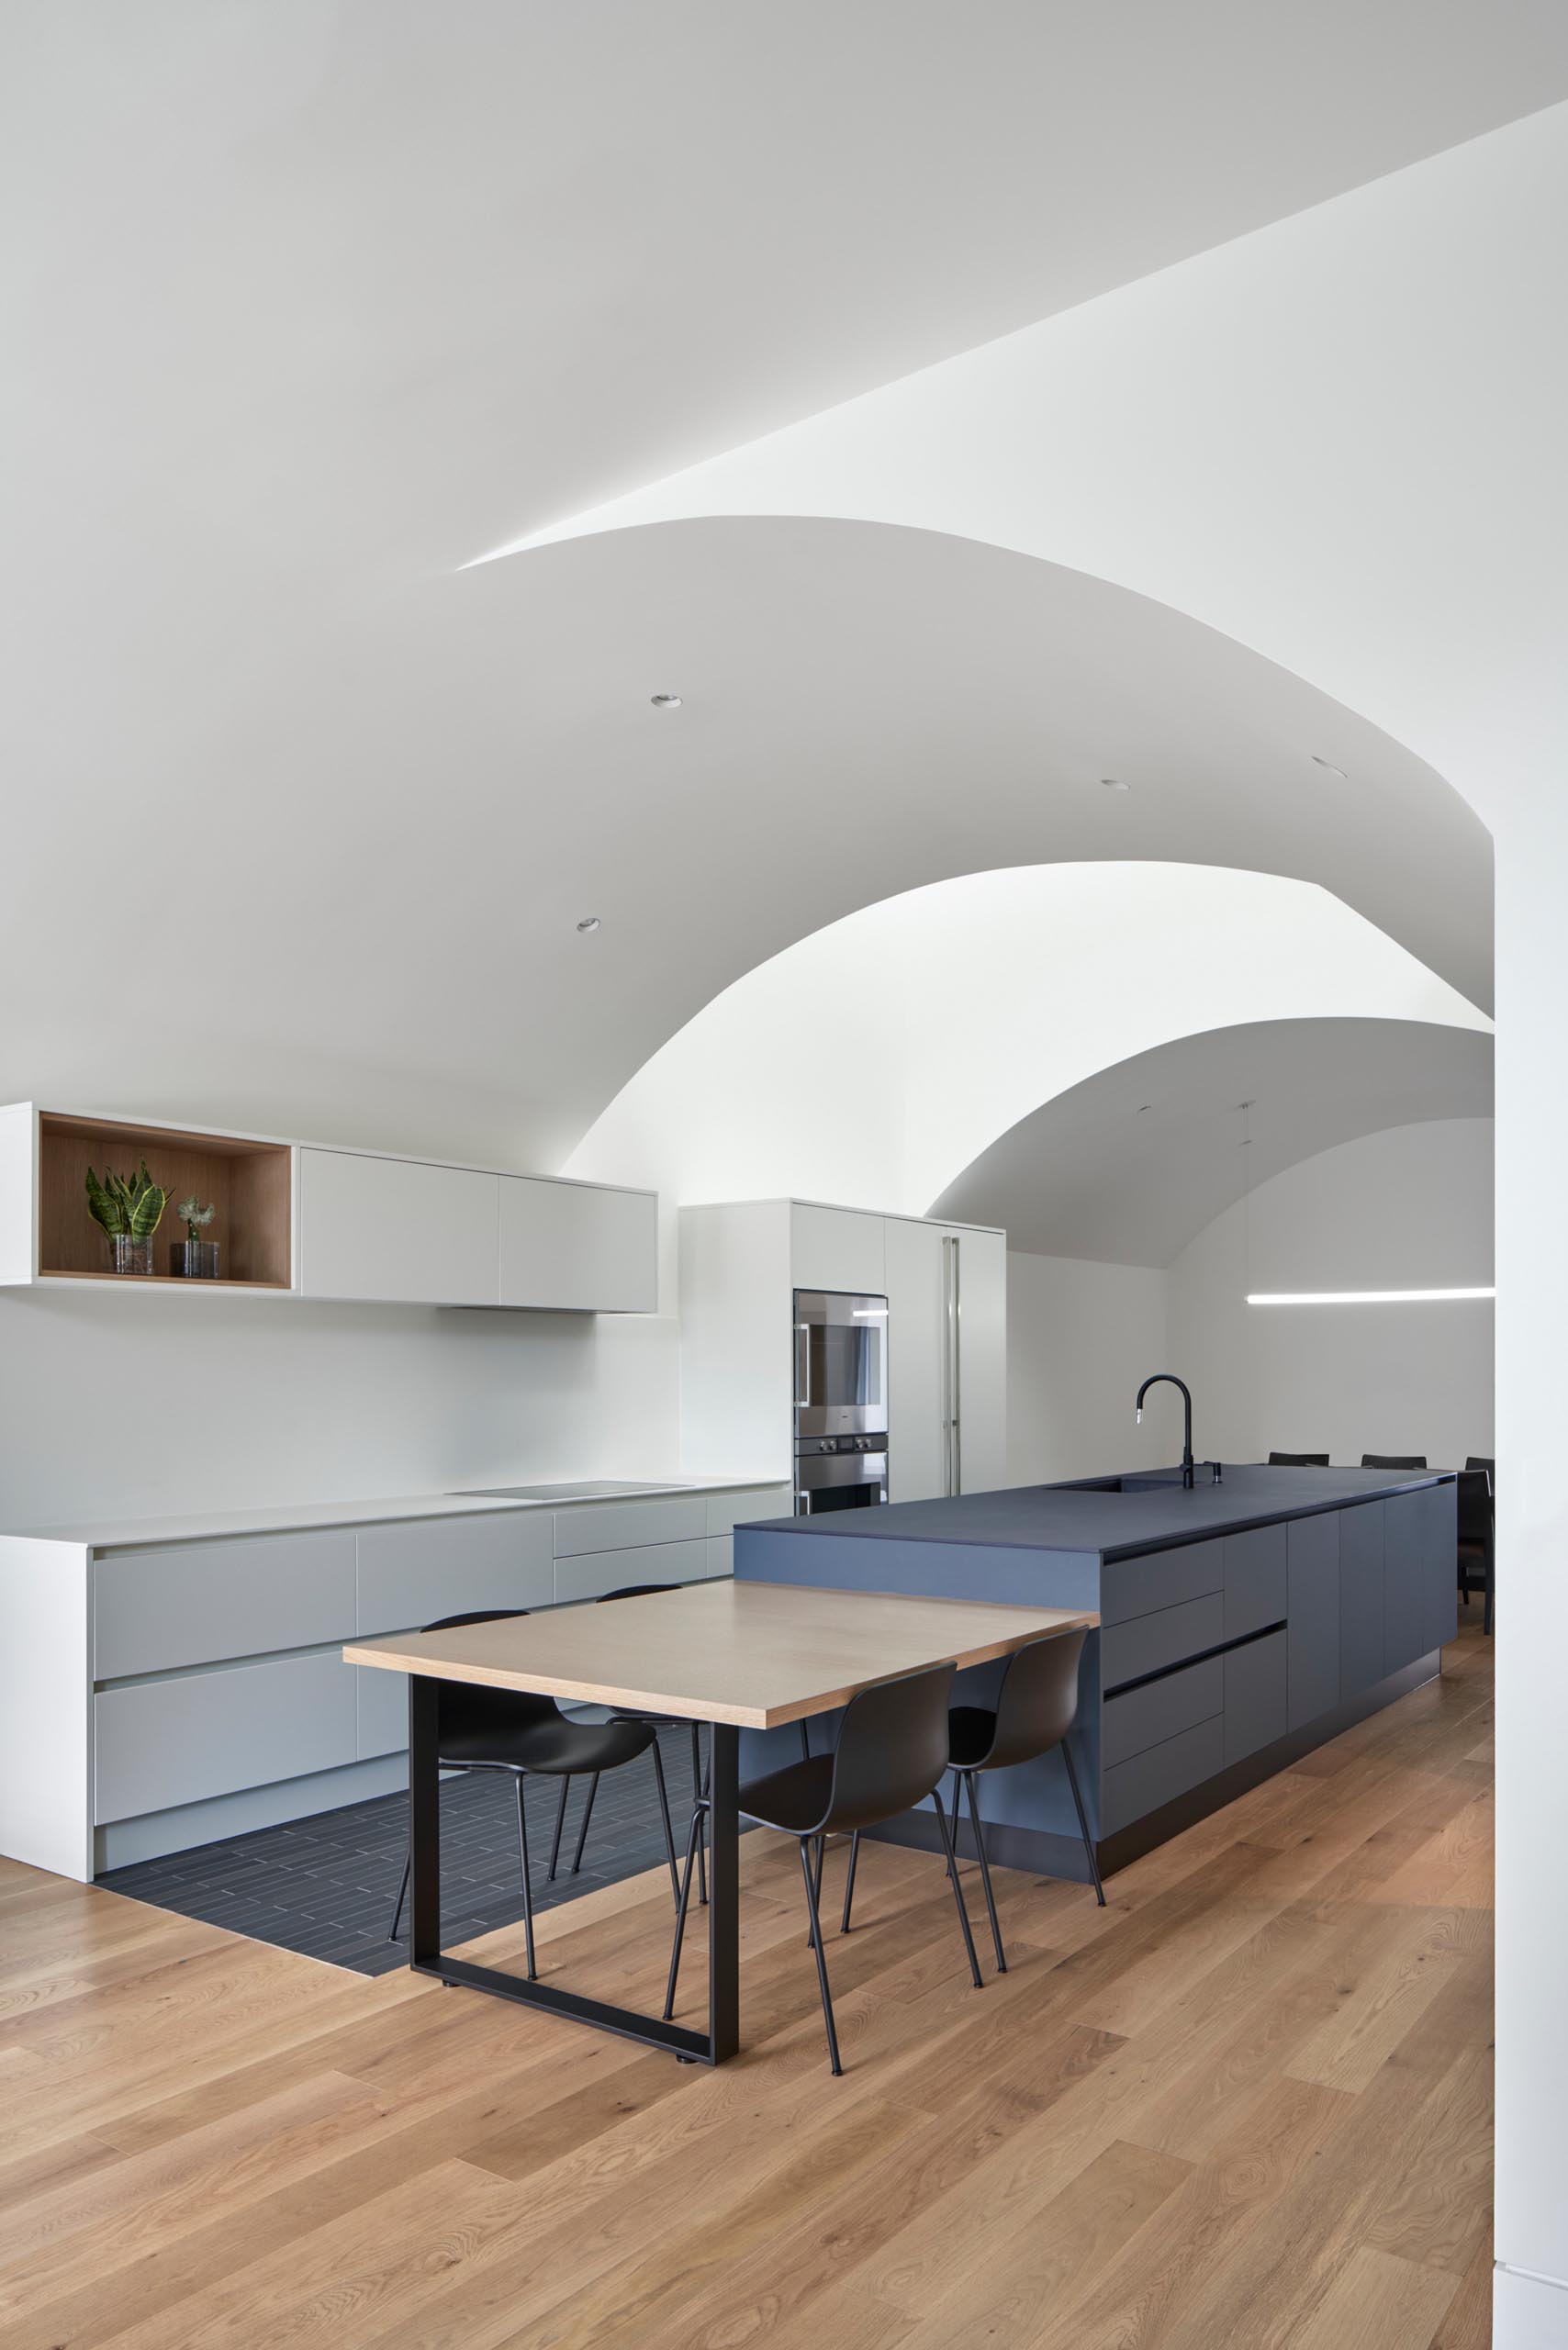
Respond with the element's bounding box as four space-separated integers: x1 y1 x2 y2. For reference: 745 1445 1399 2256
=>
744 1462 1452 1563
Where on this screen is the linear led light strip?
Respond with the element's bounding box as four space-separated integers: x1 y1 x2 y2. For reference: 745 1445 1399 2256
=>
1247 1287 1495 1305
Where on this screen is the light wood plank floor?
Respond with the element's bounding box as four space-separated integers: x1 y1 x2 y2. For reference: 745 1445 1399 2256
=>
0 1628 1494 2349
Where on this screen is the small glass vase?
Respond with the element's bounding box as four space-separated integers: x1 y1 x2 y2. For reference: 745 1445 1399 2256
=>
109 1235 154 1276
171 1237 220 1280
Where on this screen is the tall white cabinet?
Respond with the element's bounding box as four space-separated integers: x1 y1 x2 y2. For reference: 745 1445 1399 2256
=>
679 1199 1007 1500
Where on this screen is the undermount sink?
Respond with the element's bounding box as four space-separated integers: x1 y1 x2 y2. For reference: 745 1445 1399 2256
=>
1072 1472 1193 1494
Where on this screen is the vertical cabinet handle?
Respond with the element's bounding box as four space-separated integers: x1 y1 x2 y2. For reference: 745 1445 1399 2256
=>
941 1236 962 1497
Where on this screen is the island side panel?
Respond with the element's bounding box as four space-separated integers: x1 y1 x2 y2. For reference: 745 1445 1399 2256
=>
733 1522 1104 1852
0 1538 93 1878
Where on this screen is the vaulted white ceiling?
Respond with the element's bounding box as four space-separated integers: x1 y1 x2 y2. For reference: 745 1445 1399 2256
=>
2 3 1549 1167
931 1017 1495 1265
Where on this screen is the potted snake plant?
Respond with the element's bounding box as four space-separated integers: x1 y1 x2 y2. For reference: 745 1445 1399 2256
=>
84 1159 168 1276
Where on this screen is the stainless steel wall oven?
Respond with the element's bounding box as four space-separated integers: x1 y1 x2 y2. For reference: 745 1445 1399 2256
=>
793 1289 889 1513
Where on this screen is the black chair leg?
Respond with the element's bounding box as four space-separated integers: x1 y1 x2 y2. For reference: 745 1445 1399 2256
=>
840 1829 860 1933
932 1785 983 1990
514 1775 538 1981
650 1736 680 1906
799 1835 844 2075
663 1797 709 2020
1061 1743 1106 1906
945 1765 963 1881
1484 1542 1495 1636
548 1774 571 1879
569 1771 599 1874
690 1721 709 1907
804 1832 827 1950
388 1846 410 1942
964 1771 1007 1973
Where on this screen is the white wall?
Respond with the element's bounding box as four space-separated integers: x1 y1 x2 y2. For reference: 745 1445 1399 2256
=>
1006 1251 1178 1484
1003 1122 1494 1500
1167 1120 1494 1470
0 1286 680 1531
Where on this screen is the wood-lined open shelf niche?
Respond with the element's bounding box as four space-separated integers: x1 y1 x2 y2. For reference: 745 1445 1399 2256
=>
39 1113 292 1289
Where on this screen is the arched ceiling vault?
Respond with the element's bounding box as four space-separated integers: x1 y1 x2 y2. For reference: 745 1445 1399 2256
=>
931 1017 1495 1267
565 863 1491 1221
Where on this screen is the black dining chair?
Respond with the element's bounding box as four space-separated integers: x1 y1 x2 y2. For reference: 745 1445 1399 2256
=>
839 1628 1103 1974
386 1608 679 1977
546 1583 711 1903
1458 1460 1495 1634
1269 1450 1330 1466
1361 1453 1428 1470
663 1662 981 2076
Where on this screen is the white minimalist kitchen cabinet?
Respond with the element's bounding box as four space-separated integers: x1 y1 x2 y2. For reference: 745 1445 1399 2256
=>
883 1218 1008 1500
790 1203 887 1295
679 1200 1007 1497
0 1481 771 1875
498 1175 656 1312
355 1511 554 1635
0 1102 656 1313
883 1217 948 1502
296 1147 657 1312
297 1148 499 1305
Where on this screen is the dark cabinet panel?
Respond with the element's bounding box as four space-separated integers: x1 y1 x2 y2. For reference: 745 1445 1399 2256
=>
1419 1482 1461 1656
1287 1511 1340 1729
1224 1525 1287 1640
1339 1500 1386 1697
1100 1537 1224 1628
1225 1629 1287 1765
1102 1656 1224 1769
1383 1492 1427 1674
1101 1594 1225 1692
1101 1716 1226 1835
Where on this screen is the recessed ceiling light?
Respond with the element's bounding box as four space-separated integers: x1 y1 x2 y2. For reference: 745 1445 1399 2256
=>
1100 777 1130 792
1311 754 1348 778
576 917 600 934
650 693 682 710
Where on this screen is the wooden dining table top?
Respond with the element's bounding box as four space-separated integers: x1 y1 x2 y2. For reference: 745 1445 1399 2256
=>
343 1578 1099 1730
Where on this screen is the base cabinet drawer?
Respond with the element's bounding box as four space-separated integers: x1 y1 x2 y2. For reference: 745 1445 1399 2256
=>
1101 1716 1225 1836
705 1486 793 1538
1225 1629 1287 1765
95 1531 356 1680
356 1513 554 1635
1101 1594 1224 1692
1102 1656 1223 1770
554 1496 709 1558
1100 1539 1223 1628
357 1660 412 1760
553 1538 717 1606
95 1653 359 1823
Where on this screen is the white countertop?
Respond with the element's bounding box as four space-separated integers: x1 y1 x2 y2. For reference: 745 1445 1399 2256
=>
5 1474 789 1552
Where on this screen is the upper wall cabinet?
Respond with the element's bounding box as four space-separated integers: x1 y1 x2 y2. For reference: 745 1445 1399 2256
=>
297 1151 657 1312
0 1104 291 1291
0 1104 656 1314
498 1176 656 1313
297 1149 499 1306
790 1203 887 1295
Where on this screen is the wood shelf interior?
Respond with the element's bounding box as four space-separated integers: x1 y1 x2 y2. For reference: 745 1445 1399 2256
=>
39 1113 292 1287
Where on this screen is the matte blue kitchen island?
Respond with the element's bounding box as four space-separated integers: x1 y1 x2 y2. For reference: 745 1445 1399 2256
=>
734 1463 1459 1879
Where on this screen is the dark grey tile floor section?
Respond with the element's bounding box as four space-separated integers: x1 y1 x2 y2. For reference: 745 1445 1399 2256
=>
100 1725 724 1977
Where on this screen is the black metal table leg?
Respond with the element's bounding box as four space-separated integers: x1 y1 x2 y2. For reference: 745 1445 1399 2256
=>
408 1673 442 1970
407 1684 740 2065
707 1722 740 2064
